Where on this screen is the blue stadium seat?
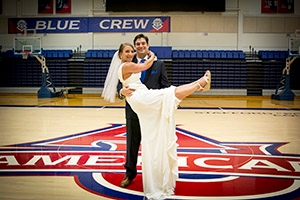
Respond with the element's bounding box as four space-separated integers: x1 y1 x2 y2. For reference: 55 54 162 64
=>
261 52 267 59
273 52 279 59
52 51 58 58
279 51 288 60
178 50 184 58
97 51 103 58
239 52 245 59
47 51 53 58
267 52 274 59
103 50 109 58
58 51 64 58
190 50 196 58
226 51 233 59
149 46 172 59
233 52 239 59
163 47 172 59
91 51 97 58
196 50 203 59
184 50 191 58
109 50 115 58
208 51 214 59
172 50 179 58
221 51 227 59
215 51 221 59
202 51 208 59
86 51 92 58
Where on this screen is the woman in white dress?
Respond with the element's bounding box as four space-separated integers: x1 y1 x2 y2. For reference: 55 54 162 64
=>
102 43 211 199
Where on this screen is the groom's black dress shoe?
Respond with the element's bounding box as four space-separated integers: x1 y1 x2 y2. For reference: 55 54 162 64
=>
120 176 132 188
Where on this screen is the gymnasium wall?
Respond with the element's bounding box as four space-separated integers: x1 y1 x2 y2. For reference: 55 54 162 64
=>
0 0 299 51
0 0 300 96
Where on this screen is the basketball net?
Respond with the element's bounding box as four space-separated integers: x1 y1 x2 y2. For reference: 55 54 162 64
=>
22 51 30 59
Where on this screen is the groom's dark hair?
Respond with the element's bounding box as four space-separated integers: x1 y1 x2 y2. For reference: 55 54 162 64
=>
133 33 149 45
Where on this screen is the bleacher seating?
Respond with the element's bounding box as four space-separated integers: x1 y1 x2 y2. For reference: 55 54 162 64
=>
2 47 298 92
2 49 72 59
171 59 247 89
184 50 191 58
85 47 173 59
83 59 110 87
258 50 288 60
85 50 116 59
1 48 288 61
196 50 202 59
178 50 184 58
190 50 196 58
263 60 286 89
172 50 179 58
202 51 209 59
172 50 245 60
149 46 172 59
0 57 68 87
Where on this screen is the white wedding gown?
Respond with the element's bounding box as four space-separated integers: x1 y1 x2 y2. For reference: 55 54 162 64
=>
118 63 180 199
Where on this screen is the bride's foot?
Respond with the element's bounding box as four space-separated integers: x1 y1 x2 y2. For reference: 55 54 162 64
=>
197 70 211 92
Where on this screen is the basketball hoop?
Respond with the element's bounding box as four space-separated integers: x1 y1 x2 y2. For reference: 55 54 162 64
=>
21 51 30 59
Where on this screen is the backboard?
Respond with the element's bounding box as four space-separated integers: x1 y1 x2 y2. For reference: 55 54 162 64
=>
288 37 300 57
13 37 42 55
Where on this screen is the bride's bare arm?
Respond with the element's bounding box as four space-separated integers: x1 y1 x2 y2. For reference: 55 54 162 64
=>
123 51 155 74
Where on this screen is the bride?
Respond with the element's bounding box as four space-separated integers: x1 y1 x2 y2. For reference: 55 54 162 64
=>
102 43 211 199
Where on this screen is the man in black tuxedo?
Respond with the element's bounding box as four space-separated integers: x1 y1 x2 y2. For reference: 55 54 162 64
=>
117 33 169 188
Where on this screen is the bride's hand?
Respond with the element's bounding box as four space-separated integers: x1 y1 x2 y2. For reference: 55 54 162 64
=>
148 51 155 59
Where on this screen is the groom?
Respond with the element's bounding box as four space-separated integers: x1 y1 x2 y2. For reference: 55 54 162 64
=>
117 33 169 188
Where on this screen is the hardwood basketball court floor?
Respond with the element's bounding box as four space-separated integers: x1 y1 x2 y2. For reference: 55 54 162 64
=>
0 94 299 199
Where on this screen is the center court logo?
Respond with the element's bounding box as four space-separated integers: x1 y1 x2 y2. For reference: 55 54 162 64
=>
0 124 300 199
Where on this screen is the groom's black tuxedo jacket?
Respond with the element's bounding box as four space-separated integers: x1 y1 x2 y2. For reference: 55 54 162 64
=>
117 56 169 120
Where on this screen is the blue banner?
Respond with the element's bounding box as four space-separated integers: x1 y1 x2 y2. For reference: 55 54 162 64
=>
8 17 170 33
8 17 88 33
89 17 170 32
